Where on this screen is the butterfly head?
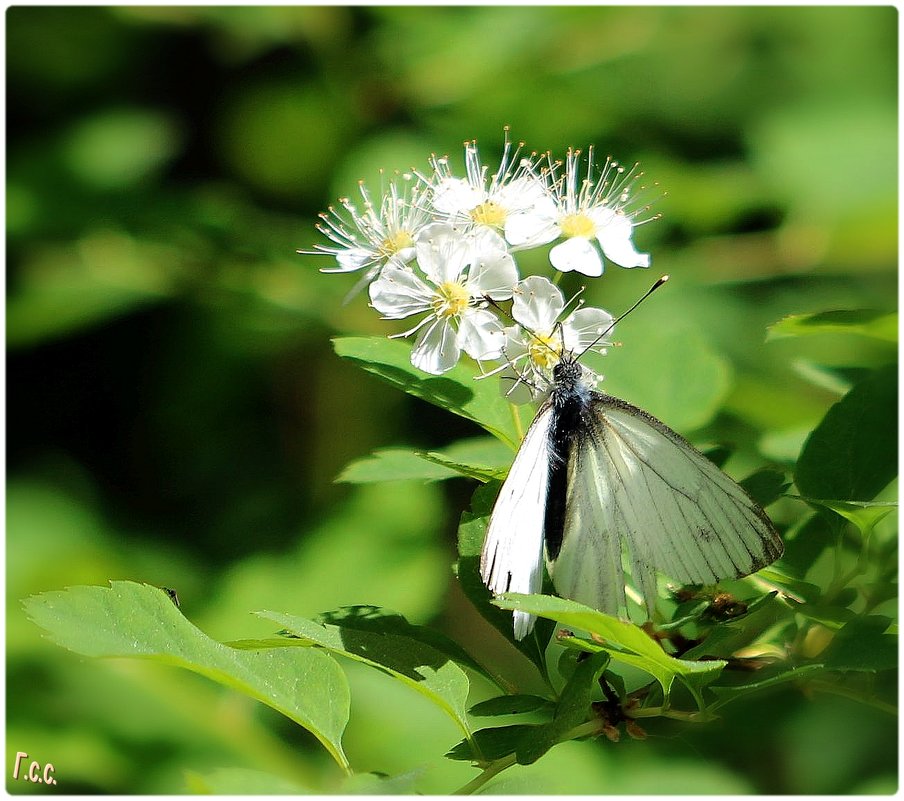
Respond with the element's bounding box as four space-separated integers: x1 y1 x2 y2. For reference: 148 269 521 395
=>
552 352 585 393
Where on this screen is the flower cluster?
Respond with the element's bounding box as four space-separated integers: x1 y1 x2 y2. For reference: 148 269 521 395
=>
303 132 658 389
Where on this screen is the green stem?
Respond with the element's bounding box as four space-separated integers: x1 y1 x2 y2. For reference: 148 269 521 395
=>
453 754 517 795
629 706 710 722
510 402 524 442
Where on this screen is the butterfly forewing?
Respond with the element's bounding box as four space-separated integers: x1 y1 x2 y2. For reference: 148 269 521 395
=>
480 403 554 639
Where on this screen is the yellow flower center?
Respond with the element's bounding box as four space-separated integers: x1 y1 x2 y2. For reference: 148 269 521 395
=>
559 213 596 239
470 201 507 228
432 281 470 319
528 333 562 370
380 230 414 257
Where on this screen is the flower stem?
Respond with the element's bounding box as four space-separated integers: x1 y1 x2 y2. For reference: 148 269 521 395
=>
453 754 517 795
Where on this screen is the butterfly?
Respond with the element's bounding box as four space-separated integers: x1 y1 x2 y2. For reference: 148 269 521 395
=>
479 335 784 640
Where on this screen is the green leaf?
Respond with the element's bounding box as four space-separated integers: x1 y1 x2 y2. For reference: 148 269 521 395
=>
795 365 897 503
601 319 732 432
789 602 855 629
456 483 555 680
257 608 476 745
821 615 897 672
337 448 462 483
337 437 512 484
767 309 898 343
416 450 508 483
333 336 526 448
709 663 825 708
22 581 351 771
739 468 790 508
316 604 491 680
756 566 823 604
469 694 553 717
494 594 725 705
515 651 609 765
796 498 896 536
445 724 539 762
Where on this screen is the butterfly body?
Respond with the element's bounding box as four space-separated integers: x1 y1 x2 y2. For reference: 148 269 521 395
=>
480 353 783 639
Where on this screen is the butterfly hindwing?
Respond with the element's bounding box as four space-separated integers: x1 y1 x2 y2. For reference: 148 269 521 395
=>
550 392 783 616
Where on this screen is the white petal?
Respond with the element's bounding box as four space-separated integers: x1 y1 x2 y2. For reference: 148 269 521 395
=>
432 178 485 215
512 275 565 331
459 308 506 361
562 306 615 352
597 213 651 269
466 249 518 301
470 226 509 254
586 204 616 229
549 237 603 277
494 176 547 212
504 197 560 247
368 264 432 319
325 247 372 273
411 318 460 374
390 245 416 266
416 224 471 285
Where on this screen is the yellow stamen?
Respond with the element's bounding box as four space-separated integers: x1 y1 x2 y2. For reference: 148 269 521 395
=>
559 213 596 239
528 333 561 370
470 201 507 228
432 281 470 319
380 230 414 256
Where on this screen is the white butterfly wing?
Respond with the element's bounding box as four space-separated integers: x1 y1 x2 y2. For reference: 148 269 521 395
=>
480 403 554 639
551 394 783 616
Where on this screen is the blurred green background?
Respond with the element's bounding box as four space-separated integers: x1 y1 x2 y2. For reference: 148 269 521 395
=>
7 6 897 794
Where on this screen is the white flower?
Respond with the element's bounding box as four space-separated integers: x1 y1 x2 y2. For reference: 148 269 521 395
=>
302 171 432 281
506 147 654 277
421 129 548 245
498 275 614 402
368 224 518 375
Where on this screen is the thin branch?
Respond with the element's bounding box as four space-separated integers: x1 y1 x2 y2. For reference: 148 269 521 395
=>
453 754 517 795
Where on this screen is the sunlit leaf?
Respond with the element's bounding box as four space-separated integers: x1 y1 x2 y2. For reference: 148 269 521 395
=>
257 609 477 746
337 436 512 484
333 336 527 448
494 594 725 705
23 582 351 771
337 448 461 483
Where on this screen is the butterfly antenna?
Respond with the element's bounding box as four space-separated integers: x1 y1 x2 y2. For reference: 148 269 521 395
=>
577 274 669 359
